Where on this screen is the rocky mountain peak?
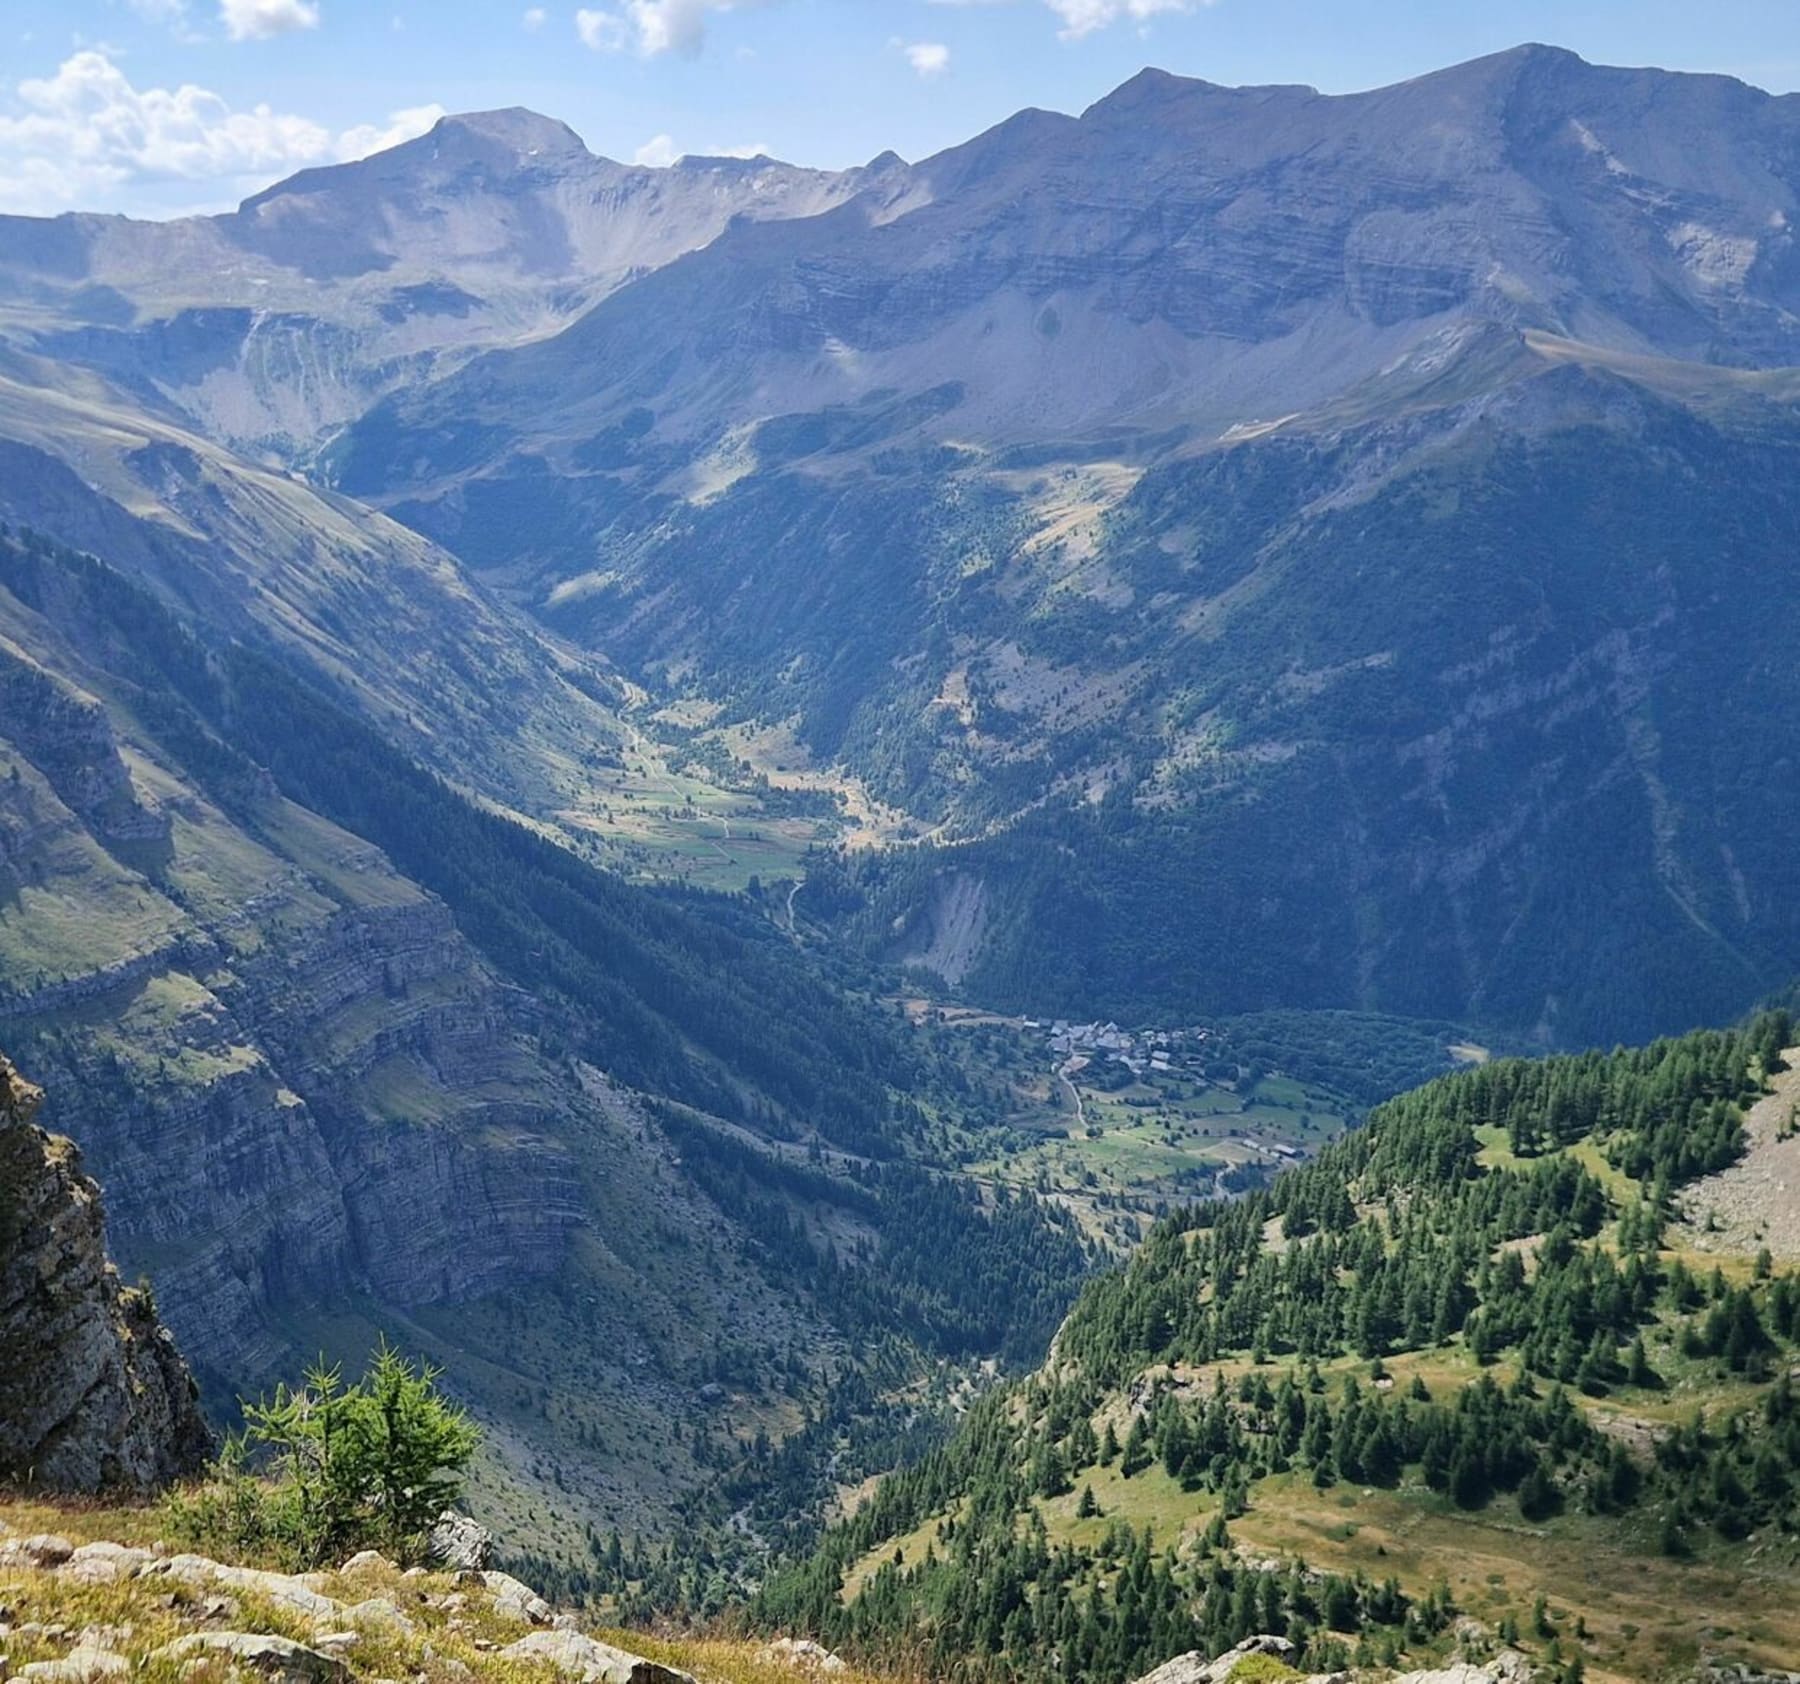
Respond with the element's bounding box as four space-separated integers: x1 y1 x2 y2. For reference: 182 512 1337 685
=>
236 105 597 221
1081 64 1315 119
426 106 592 162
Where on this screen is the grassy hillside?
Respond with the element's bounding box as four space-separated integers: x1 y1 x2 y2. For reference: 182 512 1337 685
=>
758 1012 1800 1684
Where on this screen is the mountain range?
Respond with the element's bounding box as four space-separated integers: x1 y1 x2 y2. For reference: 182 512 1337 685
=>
279 46 1800 1043
3 41 1800 1585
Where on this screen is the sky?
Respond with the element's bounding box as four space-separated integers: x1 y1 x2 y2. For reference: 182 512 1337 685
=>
4 0 1800 219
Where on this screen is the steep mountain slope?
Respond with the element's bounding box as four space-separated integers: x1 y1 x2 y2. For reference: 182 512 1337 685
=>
0 110 891 457
0 525 1091 1553
0 355 635 825
763 1014 1800 1684
325 46 1800 1048
803 350 1800 1045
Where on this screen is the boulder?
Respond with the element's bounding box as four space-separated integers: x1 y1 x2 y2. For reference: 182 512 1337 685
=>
155 1632 351 1682
57 1543 152 1586
427 1512 492 1571
1132 1636 1296 1684
343 1597 415 1634
502 1629 698 1684
338 1550 394 1577
16 1646 130 1681
480 1569 552 1625
155 1555 343 1622
1394 1668 1512 1684
0 1536 75 1569
759 1637 848 1673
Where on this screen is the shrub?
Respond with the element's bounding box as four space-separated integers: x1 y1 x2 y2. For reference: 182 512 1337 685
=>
166 1340 480 1568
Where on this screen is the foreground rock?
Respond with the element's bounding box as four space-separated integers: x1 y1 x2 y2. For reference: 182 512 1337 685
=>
155 1553 345 1622
503 1629 698 1684
156 1632 351 1682
481 1567 552 1624
0 1055 213 1492
1130 1638 1537 1684
428 1510 493 1570
16 1643 131 1681
1135 1637 1298 1684
759 1636 848 1673
0 1523 704 1684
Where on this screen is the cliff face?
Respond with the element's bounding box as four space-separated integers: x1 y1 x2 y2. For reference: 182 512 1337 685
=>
0 528 866 1547
0 566 585 1382
0 1054 213 1492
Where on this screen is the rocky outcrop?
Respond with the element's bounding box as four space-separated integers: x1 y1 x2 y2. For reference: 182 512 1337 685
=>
502 1630 697 1684
0 649 169 861
1129 1638 1534 1684
427 1511 492 1571
0 1054 213 1491
1134 1637 1301 1684
153 1632 349 1682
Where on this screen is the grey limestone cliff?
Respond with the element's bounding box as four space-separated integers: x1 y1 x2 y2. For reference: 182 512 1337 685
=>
0 1053 213 1492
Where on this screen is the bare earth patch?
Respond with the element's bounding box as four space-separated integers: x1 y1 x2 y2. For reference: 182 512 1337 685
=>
1678 1048 1800 1260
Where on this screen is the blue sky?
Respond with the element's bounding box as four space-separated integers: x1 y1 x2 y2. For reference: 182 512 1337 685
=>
4 0 1799 217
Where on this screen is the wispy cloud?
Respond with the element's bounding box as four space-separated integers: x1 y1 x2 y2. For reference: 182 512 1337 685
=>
633 132 680 166
1042 0 1203 39
218 0 321 40
578 0 1203 57
335 102 444 161
574 0 774 58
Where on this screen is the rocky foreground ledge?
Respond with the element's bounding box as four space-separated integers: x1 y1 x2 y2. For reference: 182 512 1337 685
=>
0 1518 723 1684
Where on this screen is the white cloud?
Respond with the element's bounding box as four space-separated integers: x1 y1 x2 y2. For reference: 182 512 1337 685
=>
218 0 321 40
0 51 437 215
572 0 1199 57
126 0 208 44
1042 0 1200 38
574 0 774 58
522 6 546 28
575 7 629 50
904 41 951 76
334 102 445 161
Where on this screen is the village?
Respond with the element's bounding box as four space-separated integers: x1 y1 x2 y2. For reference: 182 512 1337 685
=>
1031 1017 1307 1164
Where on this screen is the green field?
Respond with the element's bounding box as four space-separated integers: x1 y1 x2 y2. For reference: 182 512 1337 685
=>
903 1007 1356 1248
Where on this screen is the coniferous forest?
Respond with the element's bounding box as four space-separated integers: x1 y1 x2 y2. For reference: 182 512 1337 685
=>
751 1017 1800 1683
